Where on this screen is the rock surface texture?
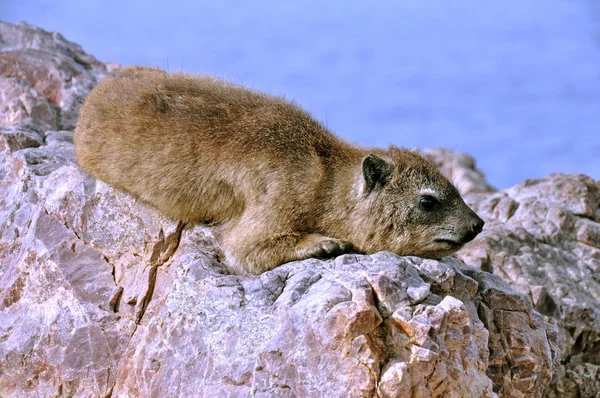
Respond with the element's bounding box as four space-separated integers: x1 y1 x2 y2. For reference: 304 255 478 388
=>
457 175 600 397
0 21 597 397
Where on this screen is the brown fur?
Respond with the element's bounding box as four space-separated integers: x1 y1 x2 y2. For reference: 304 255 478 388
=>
74 66 484 275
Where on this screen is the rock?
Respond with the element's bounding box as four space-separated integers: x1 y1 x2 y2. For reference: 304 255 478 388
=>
43 130 74 145
424 147 496 195
0 77 57 132
3 20 597 397
0 21 109 131
457 174 600 397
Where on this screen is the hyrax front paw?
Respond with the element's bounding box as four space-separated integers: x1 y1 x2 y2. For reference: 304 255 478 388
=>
296 236 354 259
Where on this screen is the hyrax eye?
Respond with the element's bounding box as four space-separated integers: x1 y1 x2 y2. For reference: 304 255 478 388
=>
418 195 440 211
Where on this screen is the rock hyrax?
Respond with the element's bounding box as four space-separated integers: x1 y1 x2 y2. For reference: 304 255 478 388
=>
75 66 484 275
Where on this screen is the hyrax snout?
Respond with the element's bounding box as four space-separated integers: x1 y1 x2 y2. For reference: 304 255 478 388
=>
74 66 484 275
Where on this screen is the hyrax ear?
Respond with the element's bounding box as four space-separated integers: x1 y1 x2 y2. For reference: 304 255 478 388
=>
362 154 391 192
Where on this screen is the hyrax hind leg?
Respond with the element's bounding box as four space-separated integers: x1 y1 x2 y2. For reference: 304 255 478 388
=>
219 210 353 274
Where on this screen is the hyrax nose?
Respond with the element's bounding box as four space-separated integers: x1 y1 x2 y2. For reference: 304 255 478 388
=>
472 217 485 234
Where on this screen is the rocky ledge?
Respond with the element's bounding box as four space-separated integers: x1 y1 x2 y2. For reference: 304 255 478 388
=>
0 21 598 397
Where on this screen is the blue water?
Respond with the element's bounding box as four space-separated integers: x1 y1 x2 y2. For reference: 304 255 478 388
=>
3 0 600 188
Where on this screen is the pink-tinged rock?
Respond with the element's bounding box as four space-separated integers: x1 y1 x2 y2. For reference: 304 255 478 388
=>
379 296 492 398
0 21 108 130
0 141 187 396
104 62 123 73
424 147 496 195
458 173 600 396
0 77 57 132
112 246 503 397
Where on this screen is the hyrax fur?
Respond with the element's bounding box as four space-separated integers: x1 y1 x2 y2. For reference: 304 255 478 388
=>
75 66 484 275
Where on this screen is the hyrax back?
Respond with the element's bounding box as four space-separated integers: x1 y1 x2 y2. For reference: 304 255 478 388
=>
75 66 484 275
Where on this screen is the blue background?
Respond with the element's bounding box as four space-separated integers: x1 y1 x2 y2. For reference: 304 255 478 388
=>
4 0 599 188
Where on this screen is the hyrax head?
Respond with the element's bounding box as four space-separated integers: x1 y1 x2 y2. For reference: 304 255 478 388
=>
358 147 484 258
